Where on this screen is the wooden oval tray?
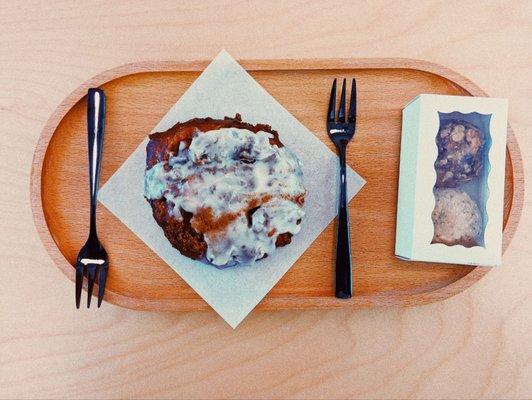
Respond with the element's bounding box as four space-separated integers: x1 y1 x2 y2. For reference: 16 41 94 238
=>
31 58 524 311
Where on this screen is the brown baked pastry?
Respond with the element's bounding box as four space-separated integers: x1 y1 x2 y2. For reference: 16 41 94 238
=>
435 119 485 187
144 114 306 266
431 188 483 247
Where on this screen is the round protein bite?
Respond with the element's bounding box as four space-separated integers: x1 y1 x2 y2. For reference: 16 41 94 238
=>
431 188 482 247
435 120 485 187
144 115 306 267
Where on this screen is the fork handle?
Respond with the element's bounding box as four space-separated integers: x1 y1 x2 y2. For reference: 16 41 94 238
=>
335 143 352 299
87 88 106 238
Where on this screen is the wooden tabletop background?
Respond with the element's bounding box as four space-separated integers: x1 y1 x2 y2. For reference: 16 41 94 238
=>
1 1 530 399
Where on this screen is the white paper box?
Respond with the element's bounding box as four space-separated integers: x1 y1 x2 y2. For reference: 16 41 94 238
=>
395 94 508 267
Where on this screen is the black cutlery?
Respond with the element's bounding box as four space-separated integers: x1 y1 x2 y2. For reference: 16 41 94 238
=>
327 78 357 299
75 88 108 308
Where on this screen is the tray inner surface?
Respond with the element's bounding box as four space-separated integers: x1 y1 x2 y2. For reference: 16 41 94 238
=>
41 67 514 309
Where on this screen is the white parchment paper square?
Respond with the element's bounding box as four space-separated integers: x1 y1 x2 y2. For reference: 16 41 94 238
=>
98 50 365 327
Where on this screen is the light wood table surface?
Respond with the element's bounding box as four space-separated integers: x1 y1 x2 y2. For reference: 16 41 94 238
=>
1 1 530 399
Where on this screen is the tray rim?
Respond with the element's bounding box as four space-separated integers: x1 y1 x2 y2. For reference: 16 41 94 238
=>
30 57 524 311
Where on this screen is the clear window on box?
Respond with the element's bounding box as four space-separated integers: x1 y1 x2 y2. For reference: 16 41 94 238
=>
431 112 492 248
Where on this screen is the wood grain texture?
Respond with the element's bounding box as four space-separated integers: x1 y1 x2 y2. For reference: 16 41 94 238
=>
1 1 531 399
31 59 523 312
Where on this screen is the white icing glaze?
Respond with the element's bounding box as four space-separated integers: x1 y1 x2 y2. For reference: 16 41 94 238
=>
145 127 305 266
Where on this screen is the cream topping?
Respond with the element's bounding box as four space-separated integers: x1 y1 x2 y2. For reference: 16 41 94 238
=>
145 127 305 266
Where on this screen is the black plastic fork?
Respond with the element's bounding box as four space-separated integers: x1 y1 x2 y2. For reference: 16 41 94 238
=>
75 88 108 308
327 78 357 299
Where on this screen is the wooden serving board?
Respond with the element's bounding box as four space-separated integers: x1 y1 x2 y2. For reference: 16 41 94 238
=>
31 58 524 311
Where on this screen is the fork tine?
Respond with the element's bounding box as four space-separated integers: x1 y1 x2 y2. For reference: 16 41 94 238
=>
348 78 357 123
97 265 108 307
75 263 84 309
86 264 97 308
338 78 346 122
327 78 337 122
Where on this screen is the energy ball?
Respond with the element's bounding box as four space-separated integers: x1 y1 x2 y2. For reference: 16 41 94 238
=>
435 120 485 187
432 188 482 247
